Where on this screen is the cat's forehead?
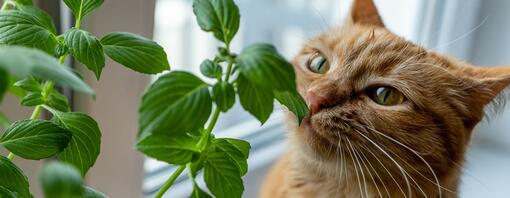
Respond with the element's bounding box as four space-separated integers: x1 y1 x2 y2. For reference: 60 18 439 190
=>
301 25 427 81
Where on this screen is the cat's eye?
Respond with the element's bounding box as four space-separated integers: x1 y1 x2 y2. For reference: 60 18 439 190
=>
307 53 330 74
367 86 406 106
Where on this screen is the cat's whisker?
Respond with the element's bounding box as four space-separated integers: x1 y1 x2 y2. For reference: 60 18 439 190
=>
333 137 342 197
345 139 365 198
353 141 384 198
346 138 370 198
359 144 408 198
363 126 443 198
357 144 391 198
352 129 413 198
354 130 430 197
377 138 458 195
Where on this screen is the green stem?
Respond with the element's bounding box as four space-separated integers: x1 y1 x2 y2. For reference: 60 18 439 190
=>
7 55 67 160
1 0 11 10
154 46 236 197
75 18 81 29
7 152 14 160
154 165 186 198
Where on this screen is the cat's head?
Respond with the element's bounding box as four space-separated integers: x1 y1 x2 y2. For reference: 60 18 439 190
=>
290 0 510 188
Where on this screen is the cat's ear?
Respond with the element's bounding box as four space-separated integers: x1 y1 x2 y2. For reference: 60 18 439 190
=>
345 0 385 27
455 65 510 127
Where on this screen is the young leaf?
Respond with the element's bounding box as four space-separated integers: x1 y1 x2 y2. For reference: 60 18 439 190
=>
139 71 212 137
82 186 108 198
46 90 70 112
64 28 105 79
0 46 94 94
15 0 33 6
192 0 240 44
237 74 274 124
236 43 296 91
13 77 41 92
39 161 83 198
0 11 58 54
100 32 170 74
7 75 26 99
48 109 101 176
136 133 199 165
213 138 250 175
20 92 44 107
0 120 72 160
200 59 222 79
0 156 31 198
212 81 235 112
203 147 244 198
274 90 309 124
0 186 17 198
0 69 7 102
63 0 104 21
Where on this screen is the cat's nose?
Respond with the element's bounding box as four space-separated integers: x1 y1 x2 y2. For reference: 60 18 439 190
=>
306 90 334 115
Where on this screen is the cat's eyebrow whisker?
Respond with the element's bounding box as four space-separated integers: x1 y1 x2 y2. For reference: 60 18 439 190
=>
360 144 408 198
345 139 365 198
363 126 443 198
346 139 370 198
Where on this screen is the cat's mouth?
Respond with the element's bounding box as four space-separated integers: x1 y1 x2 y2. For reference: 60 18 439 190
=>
302 110 359 147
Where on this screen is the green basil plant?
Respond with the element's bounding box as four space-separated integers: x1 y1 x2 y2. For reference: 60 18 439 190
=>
136 0 308 197
0 0 169 197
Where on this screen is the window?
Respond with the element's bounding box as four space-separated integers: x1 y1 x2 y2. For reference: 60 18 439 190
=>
146 0 510 197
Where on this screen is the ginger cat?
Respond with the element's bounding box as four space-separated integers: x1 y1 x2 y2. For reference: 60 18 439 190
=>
260 0 510 197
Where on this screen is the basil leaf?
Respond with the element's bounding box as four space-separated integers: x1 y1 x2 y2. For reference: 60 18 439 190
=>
100 32 170 74
274 90 309 124
136 133 199 165
63 0 104 21
237 74 274 124
13 77 41 92
39 161 83 198
64 28 105 79
213 138 250 175
82 186 108 198
48 109 101 176
20 92 44 107
0 186 17 198
46 90 70 112
0 11 57 54
0 69 7 102
18 6 57 35
0 156 31 198
192 0 240 44
200 59 222 79
139 71 212 137
15 0 33 6
236 43 296 91
0 46 94 94
212 81 235 112
0 120 71 160
203 146 244 198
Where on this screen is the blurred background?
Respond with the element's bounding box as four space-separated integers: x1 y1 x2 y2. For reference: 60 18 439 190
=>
1 0 510 197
